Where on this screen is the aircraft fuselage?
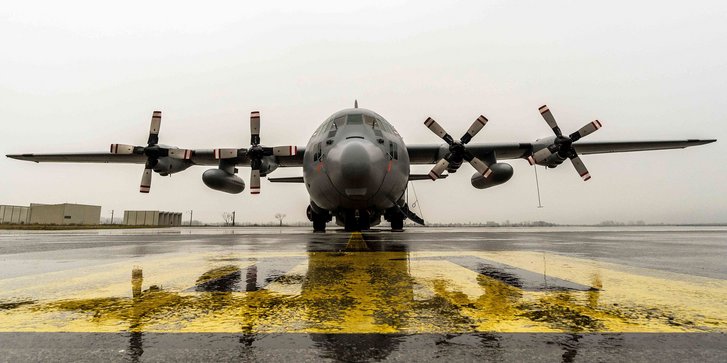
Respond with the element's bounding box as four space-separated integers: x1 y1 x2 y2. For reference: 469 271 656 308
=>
303 108 409 229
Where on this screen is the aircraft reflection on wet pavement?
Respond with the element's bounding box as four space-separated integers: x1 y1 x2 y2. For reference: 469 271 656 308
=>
3 232 725 362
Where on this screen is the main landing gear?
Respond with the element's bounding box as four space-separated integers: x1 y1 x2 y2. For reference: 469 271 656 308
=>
389 214 404 232
307 204 331 233
384 207 405 232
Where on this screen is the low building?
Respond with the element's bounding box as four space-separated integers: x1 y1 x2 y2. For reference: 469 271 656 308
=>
0 205 31 224
29 203 101 225
123 211 182 226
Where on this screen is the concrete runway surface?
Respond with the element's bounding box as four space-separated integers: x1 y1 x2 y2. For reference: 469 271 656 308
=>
0 226 726 362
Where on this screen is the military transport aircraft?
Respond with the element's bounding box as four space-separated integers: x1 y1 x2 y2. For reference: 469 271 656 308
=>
7 103 716 232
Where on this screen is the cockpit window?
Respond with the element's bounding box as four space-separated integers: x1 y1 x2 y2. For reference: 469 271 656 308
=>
313 119 330 136
376 118 391 132
347 114 363 125
363 115 377 129
322 117 343 138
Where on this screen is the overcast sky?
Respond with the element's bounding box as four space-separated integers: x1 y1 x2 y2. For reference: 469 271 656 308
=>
1 1 725 225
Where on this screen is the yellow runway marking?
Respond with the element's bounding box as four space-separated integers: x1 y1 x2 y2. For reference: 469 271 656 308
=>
471 251 727 331
1 241 726 333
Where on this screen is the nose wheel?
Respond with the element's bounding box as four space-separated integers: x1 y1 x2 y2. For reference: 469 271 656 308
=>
343 210 371 232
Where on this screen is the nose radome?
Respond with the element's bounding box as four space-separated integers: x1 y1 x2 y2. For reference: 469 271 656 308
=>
327 139 386 198
340 141 373 180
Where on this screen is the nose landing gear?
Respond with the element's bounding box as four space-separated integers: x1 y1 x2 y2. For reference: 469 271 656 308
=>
344 209 371 232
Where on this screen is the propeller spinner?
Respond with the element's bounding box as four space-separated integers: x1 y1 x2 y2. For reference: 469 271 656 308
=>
214 111 297 195
527 105 602 181
424 115 492 180
110 111 193 193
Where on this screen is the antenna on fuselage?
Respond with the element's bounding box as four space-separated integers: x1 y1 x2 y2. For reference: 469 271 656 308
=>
354 100 358 108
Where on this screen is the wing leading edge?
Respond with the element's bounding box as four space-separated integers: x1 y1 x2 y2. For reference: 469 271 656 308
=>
407 139 716 164
6 148 306 167
8 140 714 166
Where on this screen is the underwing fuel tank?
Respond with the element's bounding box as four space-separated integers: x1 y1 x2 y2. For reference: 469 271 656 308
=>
471 162 513 189
202 169 246 194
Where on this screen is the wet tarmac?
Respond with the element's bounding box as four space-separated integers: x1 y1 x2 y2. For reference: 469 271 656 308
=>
1 226 726 362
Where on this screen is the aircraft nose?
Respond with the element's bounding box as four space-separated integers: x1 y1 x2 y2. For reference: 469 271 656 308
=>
326 138 386 199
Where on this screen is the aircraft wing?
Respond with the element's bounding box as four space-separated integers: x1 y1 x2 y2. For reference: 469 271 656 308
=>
407 139 716 164
6 148 306 167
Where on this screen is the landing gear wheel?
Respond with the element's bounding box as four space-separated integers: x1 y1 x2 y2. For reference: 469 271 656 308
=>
313 214 327 233
308 203 329 233
390 215 404 232
358 210 370 231
344 210 358 232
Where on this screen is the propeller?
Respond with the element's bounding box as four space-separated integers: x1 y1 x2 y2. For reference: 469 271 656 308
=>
527 105 602 181
423 115 492 180
110 111 193 193
214 111 297 194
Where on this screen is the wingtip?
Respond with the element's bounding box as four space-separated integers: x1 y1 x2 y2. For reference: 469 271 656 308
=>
6 154 31 160
688 139 717 145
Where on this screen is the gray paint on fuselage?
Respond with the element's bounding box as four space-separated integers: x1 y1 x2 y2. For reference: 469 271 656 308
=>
303 108 410 214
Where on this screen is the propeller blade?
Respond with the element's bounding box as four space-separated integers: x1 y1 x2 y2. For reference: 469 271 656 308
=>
250 111 261 145
424 117 454 144
272 146 298 156
250 169 261 194
529 147 554 165
428 158 450 180
110 144 135 155
168 149 193 160
569 120 603 142
147 111 161 145
140 168 152 193
213 148 239 159
469 157 493 178
538 105 562 137
461 115 488 144
569 153 591 181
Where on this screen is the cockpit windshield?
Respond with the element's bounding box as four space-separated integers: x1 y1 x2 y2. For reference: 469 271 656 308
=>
347 114 363 125
315 112 397 137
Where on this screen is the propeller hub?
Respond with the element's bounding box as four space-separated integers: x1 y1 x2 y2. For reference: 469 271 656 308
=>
531 105 602 181
247 145 265 160
423 115 493 180
449 142 465 156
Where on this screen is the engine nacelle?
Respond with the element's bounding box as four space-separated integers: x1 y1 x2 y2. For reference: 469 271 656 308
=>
153 157 192 176
530 136 568 167
471 162 513 189
543 152 567 167
202 169 245 194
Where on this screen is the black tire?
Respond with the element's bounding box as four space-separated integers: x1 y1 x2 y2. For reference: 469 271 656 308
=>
390 216 404 231
313 217 326 232
358 210 370 231
344 210 358 232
